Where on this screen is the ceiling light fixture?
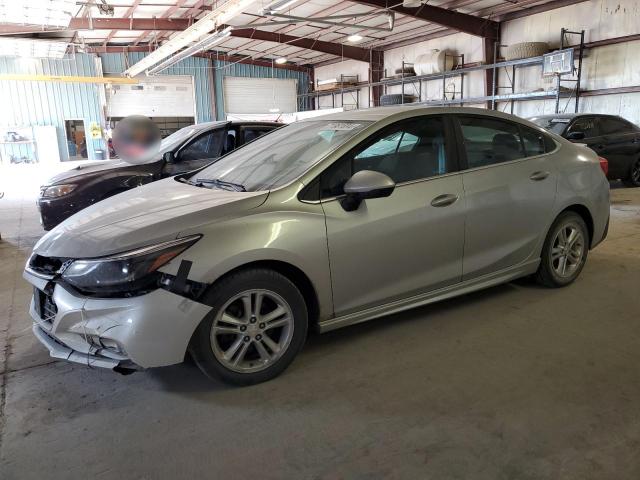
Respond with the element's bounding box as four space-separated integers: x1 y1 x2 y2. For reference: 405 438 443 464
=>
0 0 75 28
347 34 363 43
124 0 258 77
147 27 232 75
0 38 68 59
274 57 287 64
260 0 300 15
269 108 281 113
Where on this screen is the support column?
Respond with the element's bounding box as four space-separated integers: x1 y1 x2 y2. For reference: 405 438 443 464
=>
484 37 497 110
370 50 384 107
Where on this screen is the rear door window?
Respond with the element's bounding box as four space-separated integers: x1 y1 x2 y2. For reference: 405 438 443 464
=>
241 126 277 144
599 117 637 136
457 116 525 168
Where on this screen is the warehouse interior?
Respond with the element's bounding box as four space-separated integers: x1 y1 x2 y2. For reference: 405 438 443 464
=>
1 0 640 478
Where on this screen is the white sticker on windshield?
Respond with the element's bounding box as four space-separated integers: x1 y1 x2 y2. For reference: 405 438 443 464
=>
551 118 570 123
326 123 361 131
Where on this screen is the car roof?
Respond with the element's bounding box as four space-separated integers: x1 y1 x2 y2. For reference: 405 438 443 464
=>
529 113 622 120
228 121 282 126
298 105 541 125
189 121 280 131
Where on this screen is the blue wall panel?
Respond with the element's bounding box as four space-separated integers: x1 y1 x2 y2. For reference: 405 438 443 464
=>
0 52 308 162
0 54 104 162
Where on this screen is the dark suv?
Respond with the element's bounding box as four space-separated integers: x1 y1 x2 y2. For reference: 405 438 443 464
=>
38 121 280 229
529 113 640 186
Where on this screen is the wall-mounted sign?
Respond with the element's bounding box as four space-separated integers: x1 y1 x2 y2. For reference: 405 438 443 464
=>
89 122 102 139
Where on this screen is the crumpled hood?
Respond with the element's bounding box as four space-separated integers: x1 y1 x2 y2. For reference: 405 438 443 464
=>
34 177 268 258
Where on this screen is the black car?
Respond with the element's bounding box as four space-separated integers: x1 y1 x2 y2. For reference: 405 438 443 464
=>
529 113 640 186
38 120 280 230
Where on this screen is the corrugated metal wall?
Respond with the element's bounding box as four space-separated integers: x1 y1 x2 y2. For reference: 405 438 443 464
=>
0 53 104 162
213 60 311 119
100 52 215 123
0 52 308 162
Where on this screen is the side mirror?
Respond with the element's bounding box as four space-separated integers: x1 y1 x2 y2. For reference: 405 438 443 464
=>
340 170 395 212
566 131 586 141
163 151 176 163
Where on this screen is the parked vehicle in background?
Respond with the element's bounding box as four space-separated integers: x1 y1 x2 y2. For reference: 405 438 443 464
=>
24 107 609 385
529 113 640 186
37 121 280 230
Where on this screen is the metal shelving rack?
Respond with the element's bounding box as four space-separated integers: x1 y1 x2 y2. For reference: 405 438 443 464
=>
313 74 360 110
299 29 585 113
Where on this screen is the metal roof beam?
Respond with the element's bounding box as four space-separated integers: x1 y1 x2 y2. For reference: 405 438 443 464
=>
229 28 381 63
348 0 499 39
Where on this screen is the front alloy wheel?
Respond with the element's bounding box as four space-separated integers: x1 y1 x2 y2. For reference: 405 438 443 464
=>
190 269 308 385
210 290 294 373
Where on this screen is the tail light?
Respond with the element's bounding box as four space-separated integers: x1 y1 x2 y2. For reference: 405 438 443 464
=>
598 156 609 177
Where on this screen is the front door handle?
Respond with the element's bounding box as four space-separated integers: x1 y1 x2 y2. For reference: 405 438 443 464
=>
430 193 459 207
530 171 550 181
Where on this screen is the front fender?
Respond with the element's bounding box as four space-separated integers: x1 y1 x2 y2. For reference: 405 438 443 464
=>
162 202 334 321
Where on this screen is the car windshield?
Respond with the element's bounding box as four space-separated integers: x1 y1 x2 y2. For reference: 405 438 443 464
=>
529 117 570 135
191 120 371 191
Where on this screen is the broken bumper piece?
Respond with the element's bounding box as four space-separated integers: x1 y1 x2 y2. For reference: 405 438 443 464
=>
32 324 129 370
24 269 213 370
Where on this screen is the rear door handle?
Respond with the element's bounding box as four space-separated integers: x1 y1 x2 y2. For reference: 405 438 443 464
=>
430 193 459 207
530 171 550 181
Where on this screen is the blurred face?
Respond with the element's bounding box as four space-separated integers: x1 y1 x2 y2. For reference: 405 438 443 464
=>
112 116 161 164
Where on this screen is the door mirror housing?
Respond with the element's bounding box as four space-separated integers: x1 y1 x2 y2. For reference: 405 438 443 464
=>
566 131 586 141
163 151 176 163
340 170 396 212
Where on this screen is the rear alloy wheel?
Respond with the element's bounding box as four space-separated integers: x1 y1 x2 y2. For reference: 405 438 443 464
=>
623 158 640 187
190 269 308 385
536 212 589 288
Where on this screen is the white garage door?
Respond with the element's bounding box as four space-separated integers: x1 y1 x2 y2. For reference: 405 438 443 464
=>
224 77 297 114
107 75 196 118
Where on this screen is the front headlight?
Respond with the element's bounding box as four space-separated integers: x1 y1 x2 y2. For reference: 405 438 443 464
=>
61 235 201 295
41 184 77 198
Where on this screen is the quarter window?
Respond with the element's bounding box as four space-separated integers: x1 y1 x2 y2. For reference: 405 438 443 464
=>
320 116 449 198
520 126 547 157
458 116 524 168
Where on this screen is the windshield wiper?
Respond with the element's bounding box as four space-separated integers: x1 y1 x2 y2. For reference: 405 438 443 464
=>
194 178 246 192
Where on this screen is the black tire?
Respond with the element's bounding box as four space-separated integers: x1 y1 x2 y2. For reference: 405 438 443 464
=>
380 94 415 106
535 212 589 288
394 67 415 75
189 268 308 385
622 158 640 187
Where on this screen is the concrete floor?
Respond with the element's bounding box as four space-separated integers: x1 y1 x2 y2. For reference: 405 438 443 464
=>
1 165 639 479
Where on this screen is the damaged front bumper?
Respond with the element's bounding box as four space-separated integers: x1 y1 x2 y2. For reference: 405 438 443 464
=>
24 269 213 372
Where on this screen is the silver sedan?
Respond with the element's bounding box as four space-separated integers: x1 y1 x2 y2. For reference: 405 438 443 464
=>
24 106 609 385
